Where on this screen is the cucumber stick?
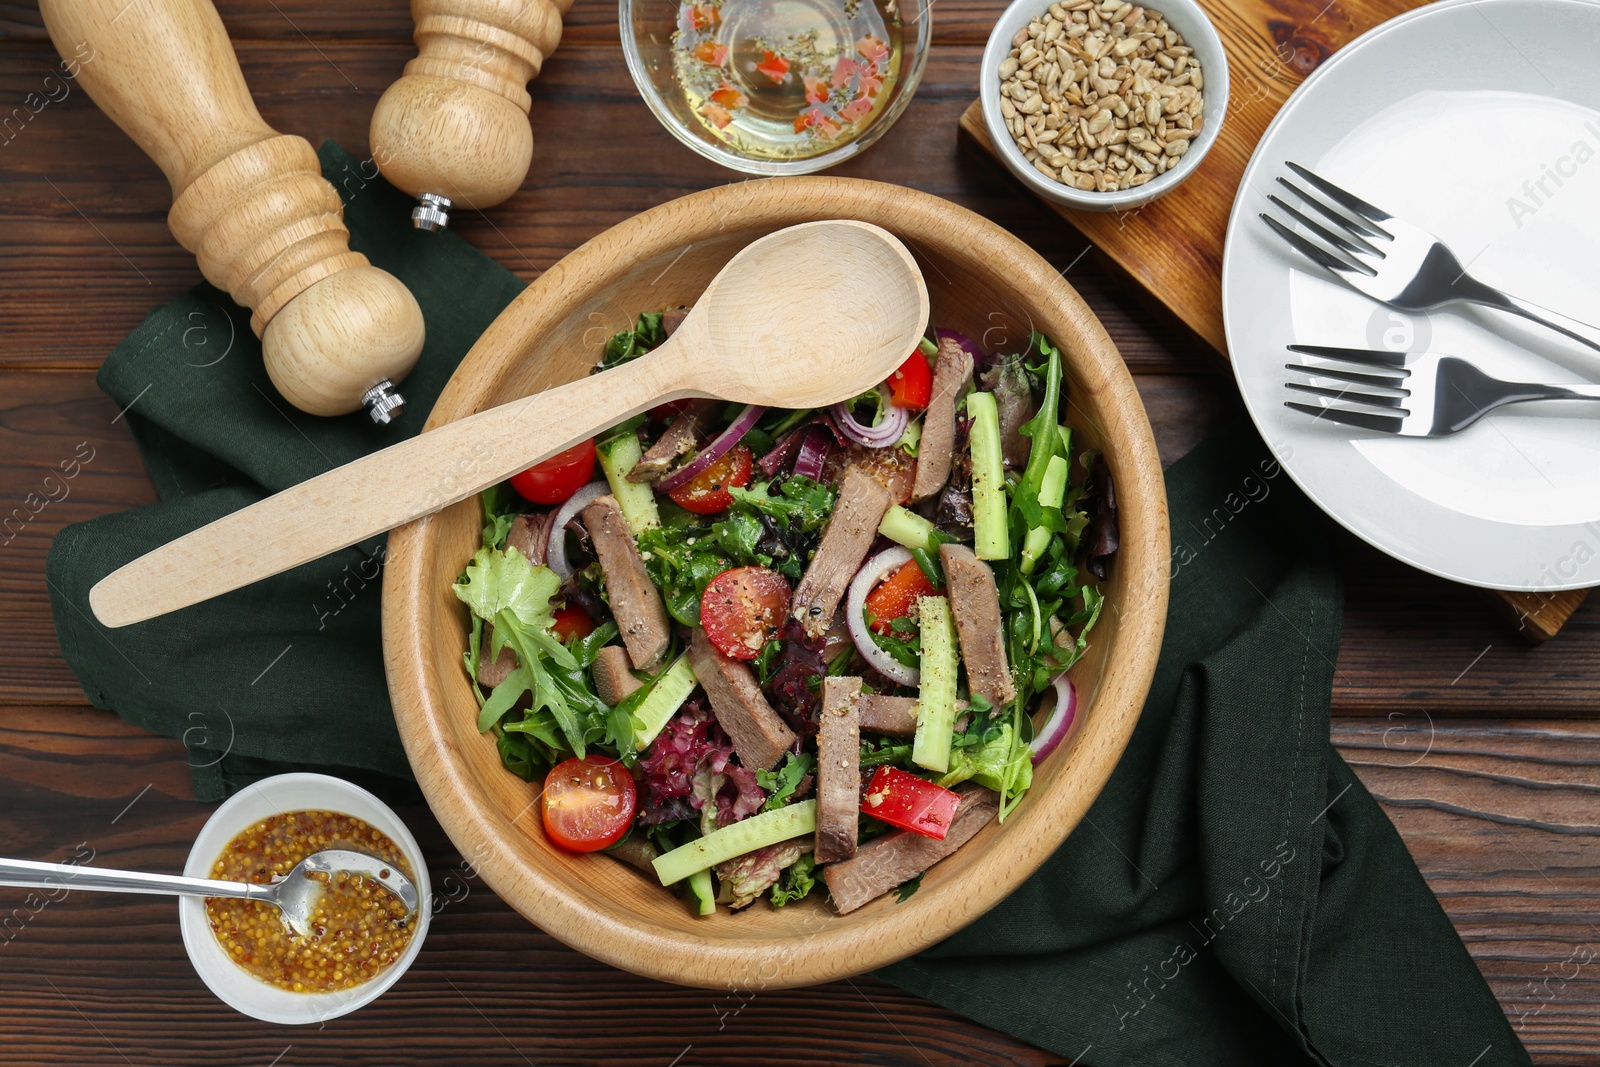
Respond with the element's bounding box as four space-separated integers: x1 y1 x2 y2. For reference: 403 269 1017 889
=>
967 392 1009 560
597 433 660 534
653 801 818 885
632 651 697 751
1021 454 1070 574
878 504 938 551
912 595 960 773
686 868 716 916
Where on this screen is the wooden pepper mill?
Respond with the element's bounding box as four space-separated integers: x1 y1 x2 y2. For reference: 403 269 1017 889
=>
369 0 575 231
40 0 426 423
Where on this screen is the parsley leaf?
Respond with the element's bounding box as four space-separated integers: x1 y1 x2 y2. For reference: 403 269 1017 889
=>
729 476 837 532
599 312 667 369
894 873 924 902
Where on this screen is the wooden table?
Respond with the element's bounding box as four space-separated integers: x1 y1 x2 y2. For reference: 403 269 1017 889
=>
1 1 1597 1063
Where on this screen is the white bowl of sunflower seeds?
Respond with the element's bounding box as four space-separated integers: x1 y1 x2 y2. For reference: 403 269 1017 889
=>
981 0 1229 211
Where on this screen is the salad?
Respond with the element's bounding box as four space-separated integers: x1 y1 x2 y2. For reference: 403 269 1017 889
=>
454 309 1116 915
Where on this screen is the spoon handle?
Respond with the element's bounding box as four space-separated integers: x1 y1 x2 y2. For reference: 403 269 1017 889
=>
0 857 273 903
89 343 683 628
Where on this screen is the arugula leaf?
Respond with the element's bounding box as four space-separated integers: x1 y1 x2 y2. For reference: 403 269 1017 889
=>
860 737 914 768
570 620 621 668
494 728 547 782
752 638 785 684
757 752 816 811
894 872 924 902
770 853 818 907
867 623 920 669
478 663 532 732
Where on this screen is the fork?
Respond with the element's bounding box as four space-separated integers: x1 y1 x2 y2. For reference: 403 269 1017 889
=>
1282 344 1600 437
1260 162 1600 353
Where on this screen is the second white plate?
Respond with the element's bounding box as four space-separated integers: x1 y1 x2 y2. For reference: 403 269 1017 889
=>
1222 0 1600 592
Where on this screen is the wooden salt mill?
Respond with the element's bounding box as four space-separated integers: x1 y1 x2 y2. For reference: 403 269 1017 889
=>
39 0 426 423
369 0 574 231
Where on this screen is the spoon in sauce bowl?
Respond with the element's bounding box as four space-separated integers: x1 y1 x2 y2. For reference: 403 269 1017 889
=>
0 849 419 938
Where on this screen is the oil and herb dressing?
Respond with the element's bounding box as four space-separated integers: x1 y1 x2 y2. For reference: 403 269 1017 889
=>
671 0 905 160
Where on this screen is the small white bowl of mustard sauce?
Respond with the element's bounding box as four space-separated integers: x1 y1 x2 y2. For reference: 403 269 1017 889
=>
178 773 431 1025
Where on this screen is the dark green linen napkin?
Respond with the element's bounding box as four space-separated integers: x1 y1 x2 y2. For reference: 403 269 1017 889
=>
878 420 1530 1067
46 145 1526 1064
46 141 524 801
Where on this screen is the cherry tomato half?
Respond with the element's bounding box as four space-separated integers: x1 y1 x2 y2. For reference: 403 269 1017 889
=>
861 766 959 840
700 566 791 659
887 349 933 409
667 444 753 515
510 439 597 505
550 606 595 643
542 756 638 852
865 559 943 635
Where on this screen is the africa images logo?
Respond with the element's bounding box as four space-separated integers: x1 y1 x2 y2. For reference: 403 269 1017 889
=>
1505 120 1599 229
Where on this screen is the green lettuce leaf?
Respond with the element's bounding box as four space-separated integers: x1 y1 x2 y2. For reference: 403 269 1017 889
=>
936 722 1033 797
770 853 818 908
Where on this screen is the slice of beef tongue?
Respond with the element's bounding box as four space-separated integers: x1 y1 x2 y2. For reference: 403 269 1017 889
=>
688 630 798 772
476 621 517 689
910 337 975 503
857 695 970 737
504 512 548 565
628 399 724 483
822 784 999 914
790 466 892 640
592 644 644 707
814 677 862 863
938 543 1017 708
583 495 671 670
978 355 1037 470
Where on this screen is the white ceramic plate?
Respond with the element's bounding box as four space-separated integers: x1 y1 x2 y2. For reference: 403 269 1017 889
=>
1222 0 1600 592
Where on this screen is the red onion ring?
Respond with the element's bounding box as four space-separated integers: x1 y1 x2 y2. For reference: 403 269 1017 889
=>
829 389 909 449
844 547 920 688
546 481 610 581
757 423 809 477
792 424 832 481
935 328 981 364
655 404 766 493
1028 673 1078 762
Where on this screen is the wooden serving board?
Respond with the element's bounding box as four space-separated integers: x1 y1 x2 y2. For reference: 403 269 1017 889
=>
958 1 1590 640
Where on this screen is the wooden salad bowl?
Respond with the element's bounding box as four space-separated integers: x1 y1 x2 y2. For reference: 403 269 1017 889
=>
382 177 1171 990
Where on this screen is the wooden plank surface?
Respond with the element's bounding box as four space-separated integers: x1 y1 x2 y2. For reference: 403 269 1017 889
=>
0 2 1595 1062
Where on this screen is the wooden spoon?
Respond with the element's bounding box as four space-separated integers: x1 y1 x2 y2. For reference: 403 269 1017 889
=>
90 220 929 628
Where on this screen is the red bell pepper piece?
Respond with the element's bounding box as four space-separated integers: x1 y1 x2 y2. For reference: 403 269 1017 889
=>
861 767 960 839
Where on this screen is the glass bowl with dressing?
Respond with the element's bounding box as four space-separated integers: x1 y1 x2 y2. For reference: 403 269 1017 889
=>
621 0 932 174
